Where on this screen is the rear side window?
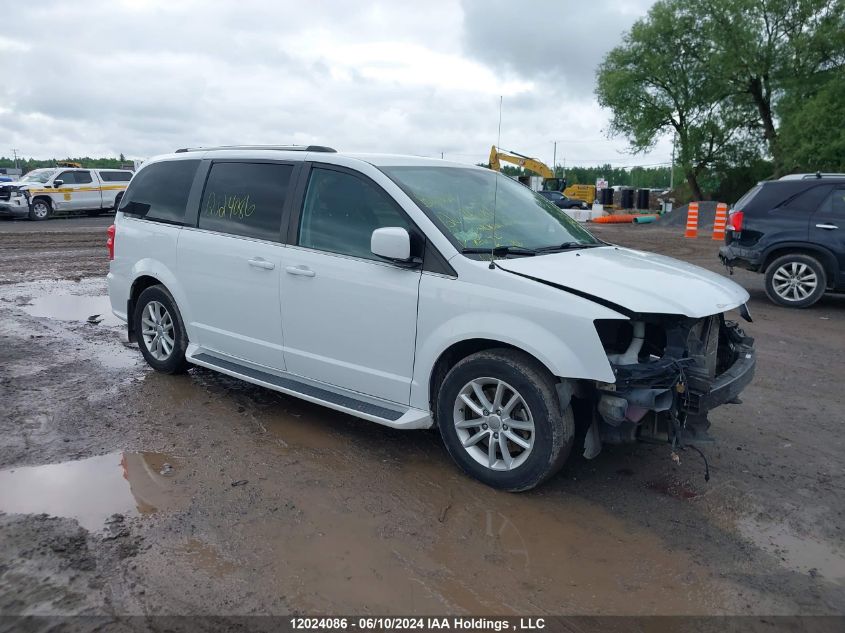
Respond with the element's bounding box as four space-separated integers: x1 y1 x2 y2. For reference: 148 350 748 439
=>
785 185 832 212
198 162 293 241
119 160 200 224
100 171 132 182
298 168 411 260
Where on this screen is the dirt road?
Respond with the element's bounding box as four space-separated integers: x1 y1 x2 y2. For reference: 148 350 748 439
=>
1 216 843 617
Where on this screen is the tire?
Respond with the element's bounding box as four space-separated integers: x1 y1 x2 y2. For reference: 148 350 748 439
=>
764 253 827 308
436 348 573 491
133 285 191 374
28 198 51 221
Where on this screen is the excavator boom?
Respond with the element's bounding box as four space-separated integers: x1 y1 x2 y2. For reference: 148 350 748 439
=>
488 146 554 179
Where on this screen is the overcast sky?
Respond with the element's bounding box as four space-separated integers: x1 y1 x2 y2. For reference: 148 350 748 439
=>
0 0 670 168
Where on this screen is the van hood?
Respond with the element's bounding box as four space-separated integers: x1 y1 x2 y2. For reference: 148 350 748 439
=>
497 245 750 318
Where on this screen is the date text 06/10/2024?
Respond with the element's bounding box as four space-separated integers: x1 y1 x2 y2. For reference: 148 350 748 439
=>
289 618 547 631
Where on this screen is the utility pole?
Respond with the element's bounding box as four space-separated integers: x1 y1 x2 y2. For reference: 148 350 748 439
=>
440 151 444 159
552 141 557 178
11 149 19 171
670 132 675 191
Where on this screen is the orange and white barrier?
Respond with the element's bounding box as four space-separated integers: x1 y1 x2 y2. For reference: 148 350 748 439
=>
684 202 699 238
712 202 728 240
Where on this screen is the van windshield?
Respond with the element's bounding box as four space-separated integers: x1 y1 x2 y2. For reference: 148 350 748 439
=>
382 166 599 253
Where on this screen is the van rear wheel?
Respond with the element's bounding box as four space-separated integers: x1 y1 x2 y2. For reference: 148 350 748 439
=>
436 349 573 491
133 285 191 374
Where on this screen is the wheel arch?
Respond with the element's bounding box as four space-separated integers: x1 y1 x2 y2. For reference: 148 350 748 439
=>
428 339 526 411
760 242 838 287
126 265 189 343
127 274 165 342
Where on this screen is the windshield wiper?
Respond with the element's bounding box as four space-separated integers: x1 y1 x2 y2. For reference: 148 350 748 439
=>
534 242 604 253
460 245 538 257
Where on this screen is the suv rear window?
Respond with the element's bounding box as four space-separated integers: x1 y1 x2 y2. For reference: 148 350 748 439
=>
198 162 293 242
119 160 200 224
733 184 762 211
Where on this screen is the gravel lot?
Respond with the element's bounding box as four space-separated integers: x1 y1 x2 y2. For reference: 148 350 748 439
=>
0 215 843 617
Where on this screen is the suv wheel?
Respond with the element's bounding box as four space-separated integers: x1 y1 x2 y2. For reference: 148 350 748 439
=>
436 349 573 491
133 285 191 373
765 253 827 308
29 198 51 221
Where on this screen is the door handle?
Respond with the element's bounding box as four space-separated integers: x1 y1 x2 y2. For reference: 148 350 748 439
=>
248 258 275 270
285 265 316 277
815 223 839 230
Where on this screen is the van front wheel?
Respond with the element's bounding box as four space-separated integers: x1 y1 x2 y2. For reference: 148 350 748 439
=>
436 349 573 491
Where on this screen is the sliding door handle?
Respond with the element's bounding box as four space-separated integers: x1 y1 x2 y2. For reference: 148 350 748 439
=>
285 265 316 277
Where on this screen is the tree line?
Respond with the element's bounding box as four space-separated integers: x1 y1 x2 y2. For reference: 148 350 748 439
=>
595 0 844 202
0 155 129 171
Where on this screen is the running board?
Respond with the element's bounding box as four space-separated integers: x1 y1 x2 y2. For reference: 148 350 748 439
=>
189 351 432 430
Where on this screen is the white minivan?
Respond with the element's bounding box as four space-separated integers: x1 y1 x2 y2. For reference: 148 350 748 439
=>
107 146 755 490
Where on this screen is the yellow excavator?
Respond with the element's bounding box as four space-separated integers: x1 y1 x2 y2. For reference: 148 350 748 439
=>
488 145 555 180
488 146 596 204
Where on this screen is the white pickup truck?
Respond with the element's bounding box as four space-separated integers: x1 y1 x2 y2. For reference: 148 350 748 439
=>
0 167 133 220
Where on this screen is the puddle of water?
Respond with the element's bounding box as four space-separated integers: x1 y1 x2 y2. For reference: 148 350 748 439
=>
22 293 122 327
738 517 845 583
0 451 178 531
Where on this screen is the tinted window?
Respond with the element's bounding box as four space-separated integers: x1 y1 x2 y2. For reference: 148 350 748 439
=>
820 188 845 218
100 171 132 182
733 184 762 211
119 160 200 224
76 171 92 184
786 185 832 212
298 168 411 260
198 162 293 241
57 171 77 184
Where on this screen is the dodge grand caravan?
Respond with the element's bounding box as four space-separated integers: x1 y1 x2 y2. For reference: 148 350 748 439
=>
107 145 756 491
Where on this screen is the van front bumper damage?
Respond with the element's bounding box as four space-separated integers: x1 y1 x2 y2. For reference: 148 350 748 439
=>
582 314 755 459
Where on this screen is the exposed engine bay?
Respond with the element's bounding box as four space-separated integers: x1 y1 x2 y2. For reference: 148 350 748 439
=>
567 312 756 462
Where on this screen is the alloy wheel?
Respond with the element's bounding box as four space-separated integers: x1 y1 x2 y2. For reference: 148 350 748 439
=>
141 300 175 361
452 377 535 471
772 262 818 302
32 201 49 219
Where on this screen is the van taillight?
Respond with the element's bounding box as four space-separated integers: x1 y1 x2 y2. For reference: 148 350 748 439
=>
107 224 116 260
728 210 744 232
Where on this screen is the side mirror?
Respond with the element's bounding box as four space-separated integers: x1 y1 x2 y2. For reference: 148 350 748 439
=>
371 227 415 264
53 180 63 188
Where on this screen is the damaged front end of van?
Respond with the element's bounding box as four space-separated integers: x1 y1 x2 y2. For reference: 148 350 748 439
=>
580 312 755 459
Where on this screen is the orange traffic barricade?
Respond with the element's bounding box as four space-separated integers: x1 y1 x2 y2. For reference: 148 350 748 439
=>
712 202 728 240
684 202 699 238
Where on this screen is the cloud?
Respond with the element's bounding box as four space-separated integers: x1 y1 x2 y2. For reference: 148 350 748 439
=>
0 0 669 171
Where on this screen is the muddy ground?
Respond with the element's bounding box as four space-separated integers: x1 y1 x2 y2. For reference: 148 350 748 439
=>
0 215 843 618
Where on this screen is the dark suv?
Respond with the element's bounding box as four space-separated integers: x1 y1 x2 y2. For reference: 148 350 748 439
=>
537 190 588 210
719 178 845 307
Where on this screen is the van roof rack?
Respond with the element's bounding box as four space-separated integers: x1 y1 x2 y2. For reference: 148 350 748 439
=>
174 145 337 154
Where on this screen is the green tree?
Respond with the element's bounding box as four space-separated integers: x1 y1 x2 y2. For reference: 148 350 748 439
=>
778 68 845 172
701 0 845 173
596 0 746 200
